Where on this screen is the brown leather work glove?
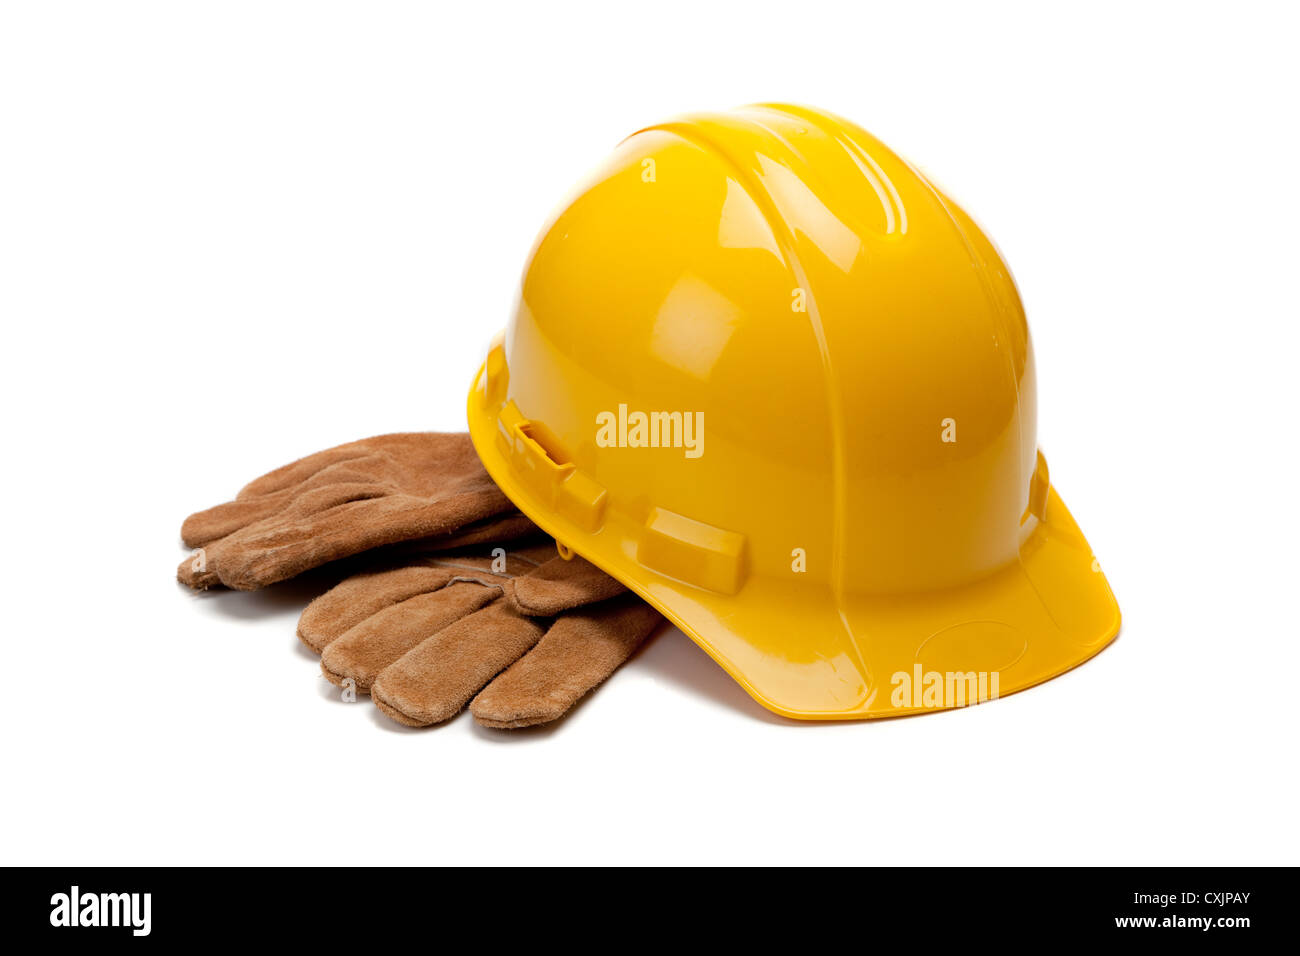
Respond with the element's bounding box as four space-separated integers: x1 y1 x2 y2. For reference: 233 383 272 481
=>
177 433 536 590
298 543 663 728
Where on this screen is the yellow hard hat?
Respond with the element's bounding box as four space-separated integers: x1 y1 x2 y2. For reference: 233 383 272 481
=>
467 103 1120 719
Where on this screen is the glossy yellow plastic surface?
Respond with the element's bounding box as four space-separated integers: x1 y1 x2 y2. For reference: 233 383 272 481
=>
467 104 1120 719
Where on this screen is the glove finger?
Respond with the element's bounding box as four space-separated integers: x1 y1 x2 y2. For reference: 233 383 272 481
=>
235 439 384 498
320 580 506 690
176 547 223 589
182 464 399 548
242 433 490 500
298 563 470 653
182 450 395 548
178 482 386 589
304 540 552 651
510 554 628 616
178 526 260 589
182 487 302 549
211 487 513 590
181 432 509 554
471 596 662 729
370 593 545 727
302 544 550 654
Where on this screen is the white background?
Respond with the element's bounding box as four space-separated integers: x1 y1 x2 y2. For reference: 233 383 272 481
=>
2 1 1297 866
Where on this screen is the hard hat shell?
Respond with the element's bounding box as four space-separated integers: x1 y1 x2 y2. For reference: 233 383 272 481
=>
467 104 1120 719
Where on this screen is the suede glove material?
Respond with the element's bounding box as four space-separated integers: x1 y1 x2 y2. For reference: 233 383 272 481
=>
178 431 663 729
177 433 535 590
298 545 663 729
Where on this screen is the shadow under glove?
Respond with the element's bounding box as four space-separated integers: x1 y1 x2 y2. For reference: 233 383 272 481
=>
298 544 663 729
177 433 536 590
